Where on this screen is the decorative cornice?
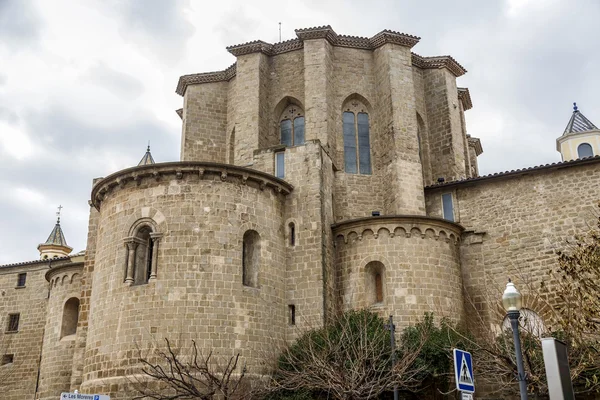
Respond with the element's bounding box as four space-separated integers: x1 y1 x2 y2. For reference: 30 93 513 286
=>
332 215 464 245
412 53 467 77
175 63 236 96
45 261 84 283
90 162 294 210
467 135 483 156
175 108 183 119
457 87 472 111
175 27 470 96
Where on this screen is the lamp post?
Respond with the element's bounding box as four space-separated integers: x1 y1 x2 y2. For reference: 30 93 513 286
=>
502 279 528 400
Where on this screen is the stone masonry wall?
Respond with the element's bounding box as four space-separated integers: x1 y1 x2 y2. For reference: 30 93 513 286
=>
0 262 49 400
181 82 228 163
424 68 467 182
80 168 287 399
425 161 600 331
37 264 83 400
334 216 464 327
413 66 433 186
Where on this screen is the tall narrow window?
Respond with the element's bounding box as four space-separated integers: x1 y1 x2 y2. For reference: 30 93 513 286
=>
289 222 296 246
365 261 385 305
229 128 235 164
279 104 305 147
16 273 26 287
6 313 19 332
342 99 371 175
578 143 594 158
442 193 454 222
242 230 260 288
133 226 153 285
275 152 285 179
61 298 80 338
288 305 296 325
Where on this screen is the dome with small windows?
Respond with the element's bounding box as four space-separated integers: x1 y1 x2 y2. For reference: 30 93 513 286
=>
557 103 600 161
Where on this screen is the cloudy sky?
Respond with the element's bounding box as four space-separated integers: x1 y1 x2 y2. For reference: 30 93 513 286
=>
1 0 599 264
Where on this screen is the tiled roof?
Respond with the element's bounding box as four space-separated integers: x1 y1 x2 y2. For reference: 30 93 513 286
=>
425 155 600 189
0 255 70 269
563 103 598 135
42 219 69 247
138 145 155 166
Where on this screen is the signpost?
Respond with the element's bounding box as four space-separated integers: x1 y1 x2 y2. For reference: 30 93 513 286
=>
453 348 475 396
61 393 110 400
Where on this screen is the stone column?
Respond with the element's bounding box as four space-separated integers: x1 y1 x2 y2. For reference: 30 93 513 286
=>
124 239 138 285
149 233 163 281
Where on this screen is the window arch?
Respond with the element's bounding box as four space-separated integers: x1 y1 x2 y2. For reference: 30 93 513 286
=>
242 230 260 288
365 261 385 305
502 308 545 337
577 142 594 158
279 104 305 147
342 97 371 174
61 297 80 338
124 221 161 285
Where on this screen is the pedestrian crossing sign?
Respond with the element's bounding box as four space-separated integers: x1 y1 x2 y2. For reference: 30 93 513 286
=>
453 348 475 393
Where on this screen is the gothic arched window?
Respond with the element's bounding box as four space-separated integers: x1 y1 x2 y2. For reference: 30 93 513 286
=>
343 99 371 174
577 143 594 159
280 104 305 147
61 297 79 338
242 230 260 288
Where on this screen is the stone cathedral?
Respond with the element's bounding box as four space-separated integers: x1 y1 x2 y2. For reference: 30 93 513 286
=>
1 26 600 399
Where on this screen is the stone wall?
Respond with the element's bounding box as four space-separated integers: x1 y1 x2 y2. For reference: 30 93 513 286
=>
80 163 290 398
334 216 464 327
37 263 83 400
0 261 49 400
181 82 229 163
426 160 600 330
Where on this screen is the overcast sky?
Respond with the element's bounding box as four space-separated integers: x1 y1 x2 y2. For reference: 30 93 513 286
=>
1 0 599 264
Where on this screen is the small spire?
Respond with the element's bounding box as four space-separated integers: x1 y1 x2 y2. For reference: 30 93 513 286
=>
138 142 155 166
56 204 63 223
573 102 578 112
38 207 73 259
563 103 598 135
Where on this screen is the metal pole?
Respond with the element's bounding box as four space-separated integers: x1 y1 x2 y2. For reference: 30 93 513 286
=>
509 310 528 400
387 315 398 400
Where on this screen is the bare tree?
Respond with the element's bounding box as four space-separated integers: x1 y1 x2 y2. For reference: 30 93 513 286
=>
131 338 254 400
265 309 427 400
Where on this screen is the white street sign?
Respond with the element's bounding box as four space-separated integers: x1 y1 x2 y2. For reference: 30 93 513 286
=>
60 393 110 400
461 393 473 400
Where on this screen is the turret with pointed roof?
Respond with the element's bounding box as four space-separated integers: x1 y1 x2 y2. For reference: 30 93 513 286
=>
138 144 155 166
37 210 73 259
557 103 600 161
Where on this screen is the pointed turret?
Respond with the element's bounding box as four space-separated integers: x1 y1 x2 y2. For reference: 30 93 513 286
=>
557 103 599 161
38 207 73 259
138 144 155 166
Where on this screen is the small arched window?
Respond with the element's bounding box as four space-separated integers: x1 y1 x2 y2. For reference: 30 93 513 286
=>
365 261 385 305
502 308 545 337
280 104 305 147
343 99 371 174
125 222 161 286
577 143 594 159
61 297 80 338
242 230 260 288
229 128 235 164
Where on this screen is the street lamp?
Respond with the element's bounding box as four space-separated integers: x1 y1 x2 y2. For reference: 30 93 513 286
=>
502 279 528 400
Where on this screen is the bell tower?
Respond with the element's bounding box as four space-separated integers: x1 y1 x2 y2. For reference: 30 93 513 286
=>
38 205 73 259
557 103 600 161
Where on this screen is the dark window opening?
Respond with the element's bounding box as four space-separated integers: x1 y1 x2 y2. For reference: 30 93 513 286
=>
375 273 383 303
288 305 296 325
7 313 19 332
275 152 285 179
1 354 14 365
578 143 594 159
134 226 153 285
289 222 295 246
16 273 26 287
343 111 371 174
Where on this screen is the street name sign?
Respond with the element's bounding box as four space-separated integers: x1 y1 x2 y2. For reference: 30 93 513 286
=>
61 393 110 400
453 348 475 393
